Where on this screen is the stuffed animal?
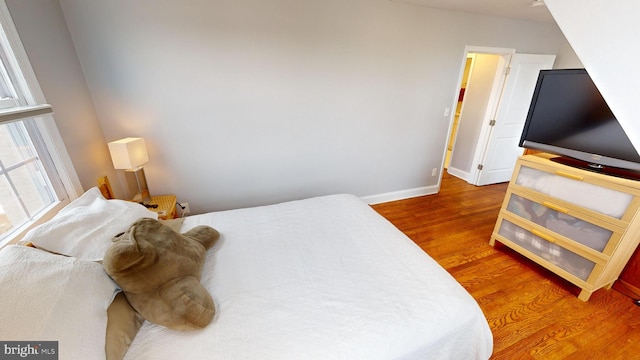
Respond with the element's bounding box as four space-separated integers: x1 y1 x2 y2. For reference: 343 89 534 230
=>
103 218 220 331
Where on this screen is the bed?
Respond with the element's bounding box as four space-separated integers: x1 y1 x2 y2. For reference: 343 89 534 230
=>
0 189 493 360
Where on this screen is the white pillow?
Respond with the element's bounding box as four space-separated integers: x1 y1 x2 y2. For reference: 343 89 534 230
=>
0 245 119 360
22 187 158 261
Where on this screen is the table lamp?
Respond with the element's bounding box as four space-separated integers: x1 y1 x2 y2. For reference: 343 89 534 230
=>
108 137 151 204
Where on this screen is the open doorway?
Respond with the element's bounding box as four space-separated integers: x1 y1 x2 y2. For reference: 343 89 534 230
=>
444 54 473 169
443 46 556 186
445 47 512 182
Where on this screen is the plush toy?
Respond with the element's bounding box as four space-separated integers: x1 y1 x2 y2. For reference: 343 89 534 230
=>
103 218 220 331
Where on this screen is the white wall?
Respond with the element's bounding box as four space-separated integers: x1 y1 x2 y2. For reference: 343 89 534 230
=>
52 0 580 212
545 0 640 153
5 0 119 195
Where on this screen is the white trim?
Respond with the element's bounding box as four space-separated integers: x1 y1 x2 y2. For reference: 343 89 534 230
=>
443 46 516 185
0 0 82 199
469 53 511 185
34 115 83 198
446 166 471 183
439 52 476 185
0 103 51 123
361 185 439 205
0 97 18 109
0 1 43 105
463 46 516 56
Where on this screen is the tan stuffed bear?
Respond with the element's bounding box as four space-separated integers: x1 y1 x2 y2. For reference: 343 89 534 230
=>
103 218 220 331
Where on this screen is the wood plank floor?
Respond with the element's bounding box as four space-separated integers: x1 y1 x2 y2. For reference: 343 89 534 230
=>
371 173 640 359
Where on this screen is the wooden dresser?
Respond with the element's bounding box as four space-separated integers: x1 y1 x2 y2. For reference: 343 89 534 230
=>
490 154 640 301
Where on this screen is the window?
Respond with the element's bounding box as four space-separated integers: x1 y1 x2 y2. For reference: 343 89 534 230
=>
0 121 57 239
0 1 82 245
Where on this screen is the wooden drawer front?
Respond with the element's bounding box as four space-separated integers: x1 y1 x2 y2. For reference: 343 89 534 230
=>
497 219 596 281
514 165 633 220
505 193 614 252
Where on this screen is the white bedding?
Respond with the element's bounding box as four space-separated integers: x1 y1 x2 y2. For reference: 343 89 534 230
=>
0 246 118 360
124 194 493 359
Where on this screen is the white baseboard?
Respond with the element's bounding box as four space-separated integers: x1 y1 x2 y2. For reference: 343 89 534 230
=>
361 185 439 205
445 167 470 183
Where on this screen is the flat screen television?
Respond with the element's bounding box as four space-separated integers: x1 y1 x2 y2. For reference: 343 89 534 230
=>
519 68 640 179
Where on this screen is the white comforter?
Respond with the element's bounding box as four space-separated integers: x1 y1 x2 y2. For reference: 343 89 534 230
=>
125 194 492 359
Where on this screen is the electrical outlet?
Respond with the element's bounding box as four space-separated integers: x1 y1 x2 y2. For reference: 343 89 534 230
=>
443 107 451 117
432 168 438 177
182 202 190 215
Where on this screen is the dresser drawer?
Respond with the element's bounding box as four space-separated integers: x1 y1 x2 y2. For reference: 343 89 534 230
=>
505 193 614 252
497 219 596 281
514 165 633 220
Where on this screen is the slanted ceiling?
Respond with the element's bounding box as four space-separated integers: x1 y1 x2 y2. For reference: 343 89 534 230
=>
545 0 640 154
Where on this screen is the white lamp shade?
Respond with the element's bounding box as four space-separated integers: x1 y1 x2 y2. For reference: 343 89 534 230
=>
108 137 149 169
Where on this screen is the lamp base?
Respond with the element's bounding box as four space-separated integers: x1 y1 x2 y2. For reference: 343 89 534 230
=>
124 167 151 204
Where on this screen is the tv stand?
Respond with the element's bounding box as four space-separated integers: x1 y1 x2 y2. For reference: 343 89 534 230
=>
490 154 640 301
550 155 640 181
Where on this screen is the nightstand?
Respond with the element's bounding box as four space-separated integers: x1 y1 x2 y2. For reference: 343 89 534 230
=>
147 195 177 220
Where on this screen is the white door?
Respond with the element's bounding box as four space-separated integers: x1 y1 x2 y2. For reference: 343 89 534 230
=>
474 53 556 186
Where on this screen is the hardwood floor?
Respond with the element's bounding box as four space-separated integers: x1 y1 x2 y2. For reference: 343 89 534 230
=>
371 173 640 359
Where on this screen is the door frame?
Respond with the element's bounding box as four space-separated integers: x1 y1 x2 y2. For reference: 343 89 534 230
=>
468 49 514 185
443 46 515 184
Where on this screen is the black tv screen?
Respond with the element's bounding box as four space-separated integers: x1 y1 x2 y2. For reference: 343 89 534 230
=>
519 68 640 173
